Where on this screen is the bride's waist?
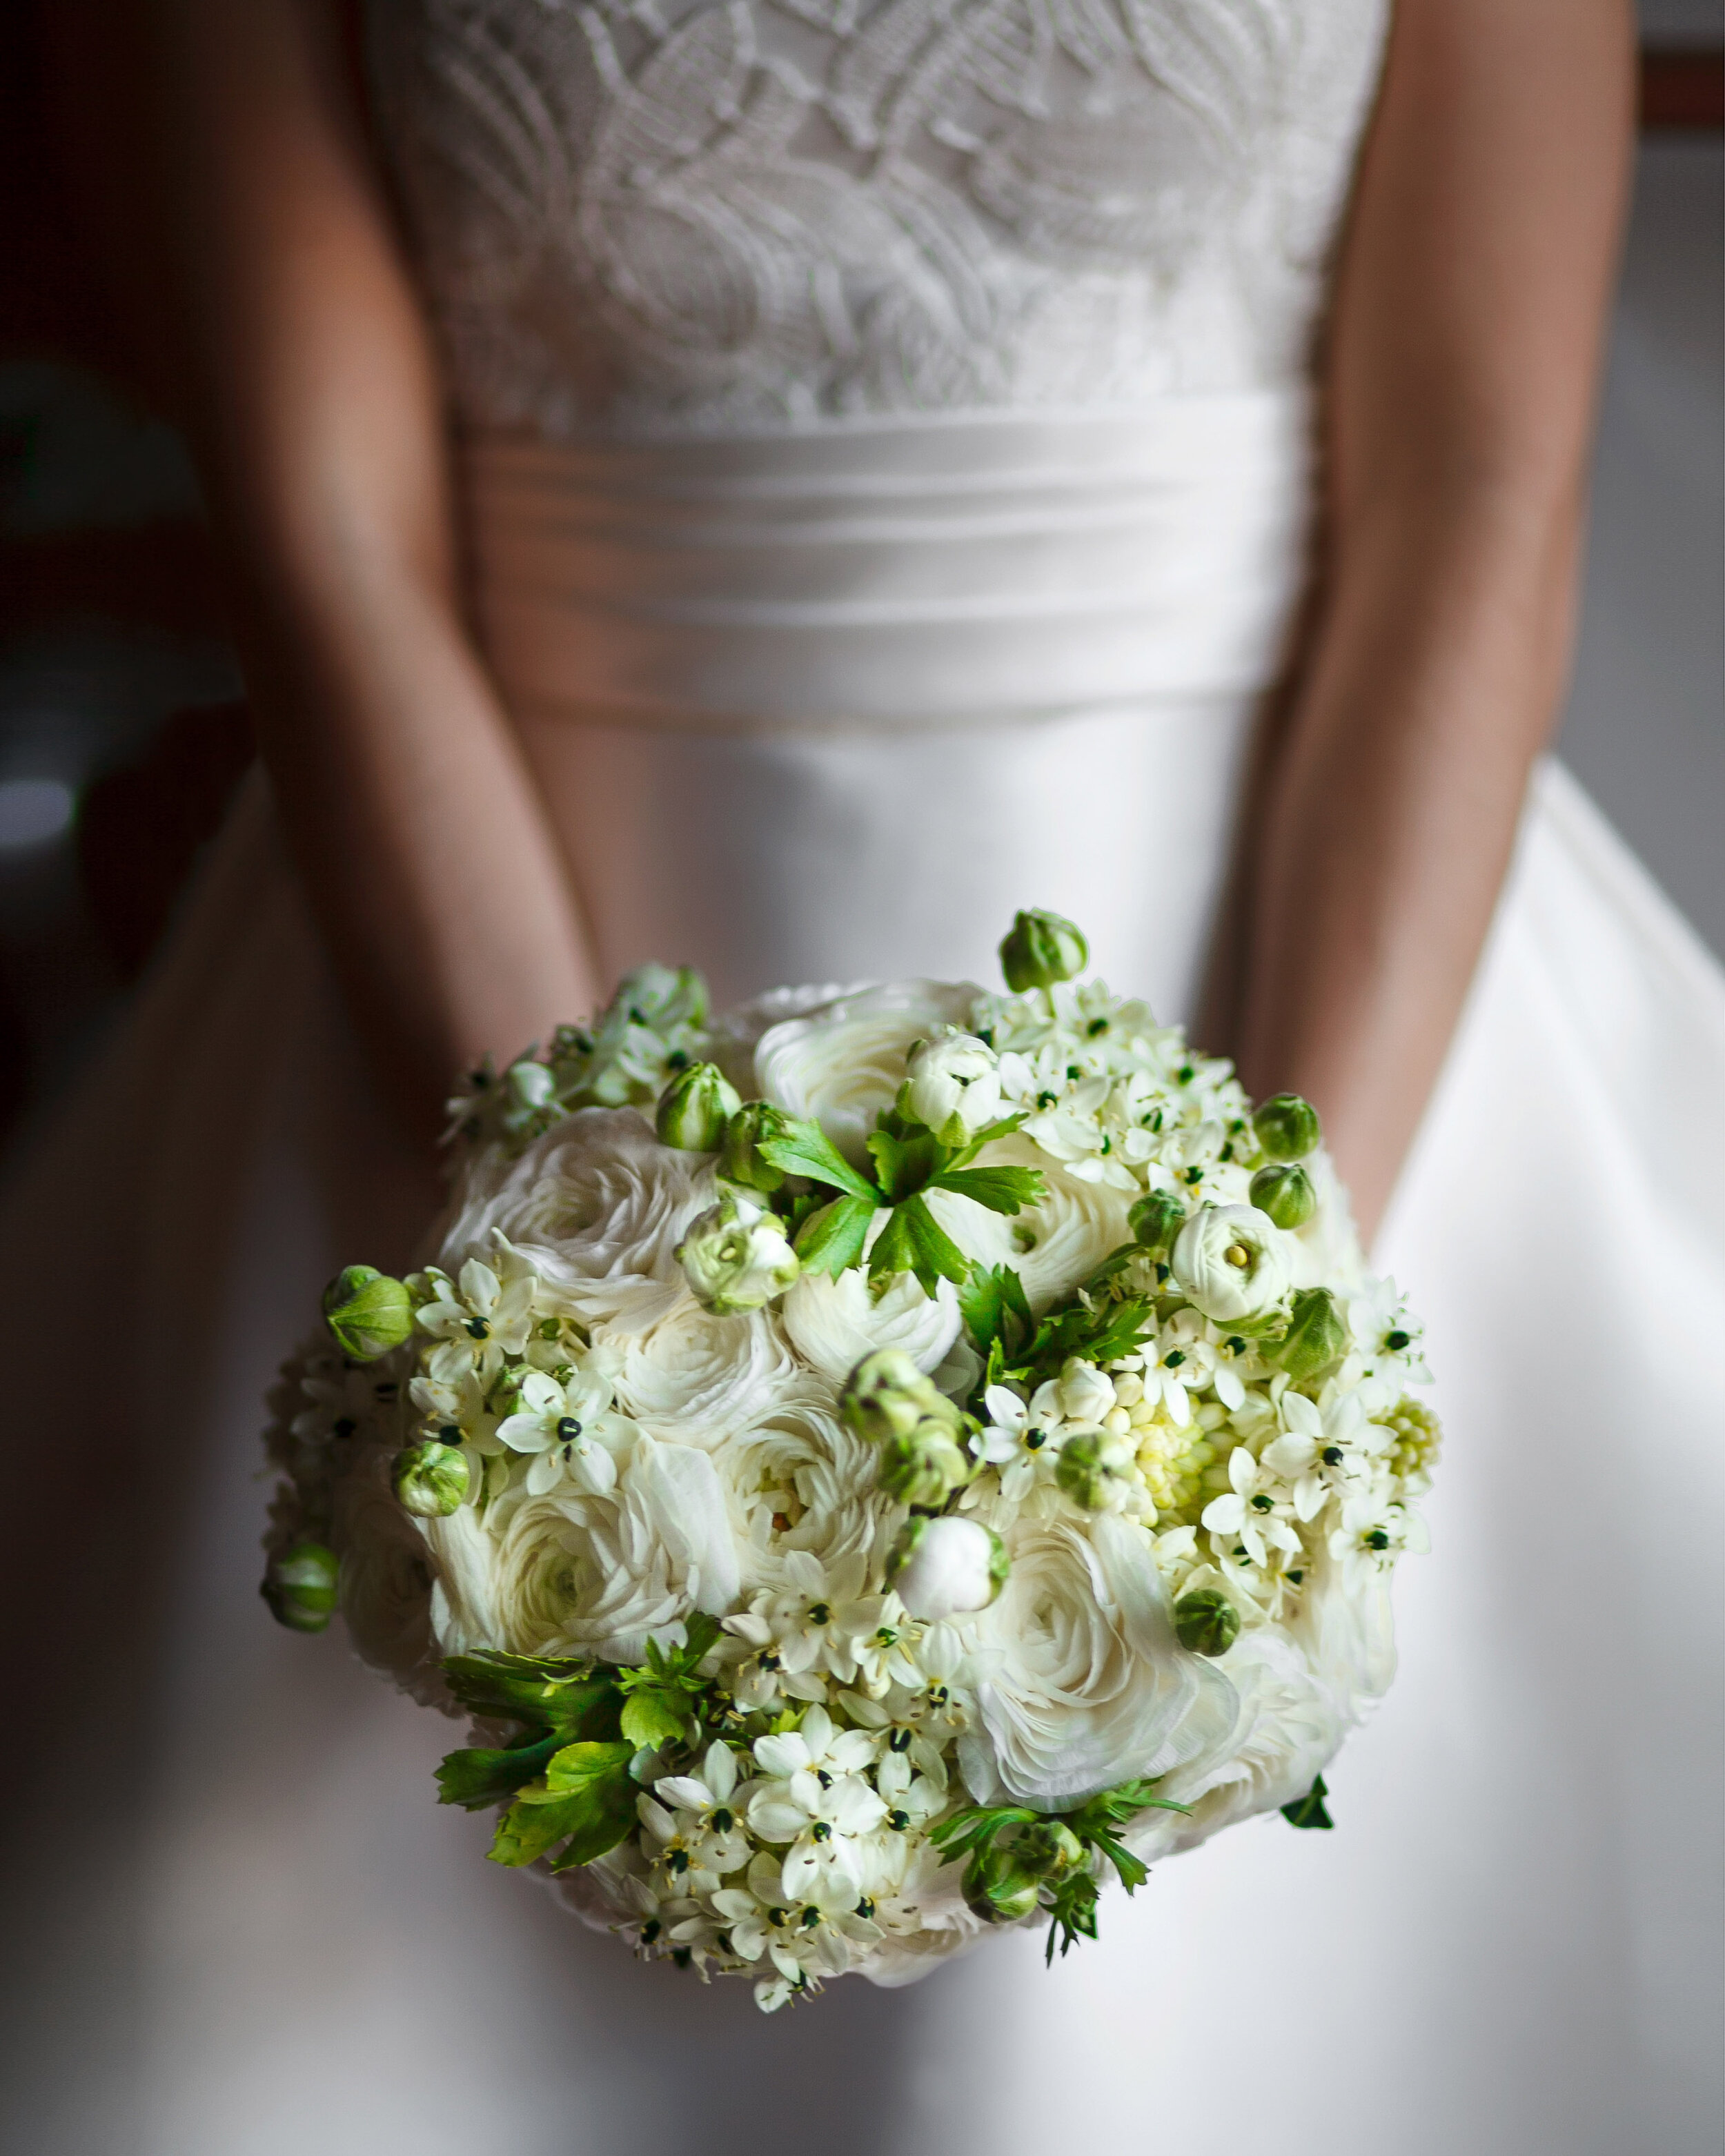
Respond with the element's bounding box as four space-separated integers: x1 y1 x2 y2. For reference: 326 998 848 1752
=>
458 393 1312 731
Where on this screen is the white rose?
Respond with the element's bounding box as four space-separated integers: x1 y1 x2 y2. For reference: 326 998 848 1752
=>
711 1403 889 1594
491 1437 739 1664
781 1265 960 1386
959 1512 1236 1808
604 1298 809 1449
439 1108 711 1333
904 1031 1002 1145
755 980 980 1166
927 1135 1132 1312
888 1514 1005 1621
1170 1203 1292 1324
329 1448 443 1705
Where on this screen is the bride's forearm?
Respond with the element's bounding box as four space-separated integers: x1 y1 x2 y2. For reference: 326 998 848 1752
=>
1226 0 1632 1240
1232 486 1581 1237
142 0 598 1148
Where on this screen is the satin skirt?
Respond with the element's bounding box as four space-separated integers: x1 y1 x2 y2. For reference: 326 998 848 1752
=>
0 738 1719 2156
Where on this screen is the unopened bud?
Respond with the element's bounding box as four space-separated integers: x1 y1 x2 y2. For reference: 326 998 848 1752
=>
998 909 1089 994
1249 1162 1316 1231
886 1514 1007 1619
392 1439 471 1518
656 1061 742 1151
1173 1588 1241 1658
720 1100 791 1194
1054 1428 1134 1511
877 1422 973 1510
676 1192 800 1315
839 1349 964 1447
1252 1093 1321 1163
262 1542 339 1633
322 1266 413 1361
962 1844 1042 1926
1277 1287 1347 1384
1128 1190 1185 1254
1002 1819 1085 1879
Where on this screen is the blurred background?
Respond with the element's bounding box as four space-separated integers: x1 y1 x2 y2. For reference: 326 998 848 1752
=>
0 3 1719 1174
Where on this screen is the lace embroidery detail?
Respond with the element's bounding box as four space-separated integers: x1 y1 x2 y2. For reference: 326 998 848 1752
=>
366 0 1388 436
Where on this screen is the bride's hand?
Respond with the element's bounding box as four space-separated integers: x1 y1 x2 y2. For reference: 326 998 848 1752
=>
1221 0 1633 1242
136 0 600 1149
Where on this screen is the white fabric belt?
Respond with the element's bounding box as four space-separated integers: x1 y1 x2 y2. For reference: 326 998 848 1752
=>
461 393 1311 731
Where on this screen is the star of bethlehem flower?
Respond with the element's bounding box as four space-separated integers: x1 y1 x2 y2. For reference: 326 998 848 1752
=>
1200 1444 1305 1567
493 1361 635 1494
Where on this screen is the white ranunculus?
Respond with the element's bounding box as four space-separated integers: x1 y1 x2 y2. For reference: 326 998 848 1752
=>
711 1403 890 1594
904 1032 1001 1145
491 1438 739 1664
927 1135 1133 1312
1170 1203 1292 1324
1124 1628 1344 1861
438 1107 712 1333
755 980 981 1166
889 1515 1005 1621
781 1265 960 1385
603 1298 809 1450
329 1448 443 1704
960 1513 1236 1808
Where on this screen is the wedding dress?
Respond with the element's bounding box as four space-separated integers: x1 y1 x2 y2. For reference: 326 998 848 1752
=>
1 2 1721 2151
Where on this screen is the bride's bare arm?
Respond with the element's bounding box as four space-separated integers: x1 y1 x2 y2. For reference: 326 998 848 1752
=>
137 0 598 1146
1228 0 1633 1238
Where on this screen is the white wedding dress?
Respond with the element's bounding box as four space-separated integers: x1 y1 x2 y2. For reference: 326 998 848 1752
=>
1 2 1721 2151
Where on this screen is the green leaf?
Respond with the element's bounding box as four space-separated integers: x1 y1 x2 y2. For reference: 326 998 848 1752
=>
793 1192 877 1278
441 1652 619 1735
942 1110 1028 1167
619 1690 688 1751
958 1262 1033 1360
1043 1870 1102 1965
1281 1774 1333 1830
434 1734 564 1811
1014 1296 1155 1386
928 1803 1039 1859
931 1165 1046 1216
866 1126 943 1204
867 1195 973 1298
757 1118 879 1201
489 1740 638 1870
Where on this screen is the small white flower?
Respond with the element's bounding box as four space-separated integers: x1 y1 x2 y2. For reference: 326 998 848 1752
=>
649 1741 752 1879
1329 1488 1430 1591
971 1383 1061 1503
1199 1445 1304 1567
493 1362 634 1495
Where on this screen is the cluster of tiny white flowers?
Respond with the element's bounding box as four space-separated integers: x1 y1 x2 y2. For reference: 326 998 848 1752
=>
263 951 1437 2010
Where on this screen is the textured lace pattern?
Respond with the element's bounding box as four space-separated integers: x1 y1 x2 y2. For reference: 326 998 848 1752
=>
366 0 1388 437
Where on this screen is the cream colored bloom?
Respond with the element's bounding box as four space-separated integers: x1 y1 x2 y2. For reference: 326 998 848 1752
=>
1171 1204 1291 1324
754 980 979 1164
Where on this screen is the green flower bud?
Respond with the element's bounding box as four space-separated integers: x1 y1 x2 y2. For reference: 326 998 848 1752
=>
1248 1161 1317 1231
262 1542 339 1634
655 1060 742 1151
719 1100 791 1194
876 1421 973 1509
1252 1092 1321 1162
1128 1190 1186 1254
322 1266 413 1361
962 1845 1043 1926
1174 1588 1241 1658
676 1192 800 1315
998 908 1089 993
1002 1819 1086 1879
1277 1286 1348 1384
1054 1428 1134 1511
391 1439 471 1519
838 1349 965 1447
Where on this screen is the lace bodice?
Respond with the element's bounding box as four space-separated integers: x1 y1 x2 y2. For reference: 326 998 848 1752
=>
366 0 1388 437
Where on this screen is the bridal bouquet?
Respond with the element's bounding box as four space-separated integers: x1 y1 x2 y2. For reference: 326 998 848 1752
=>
262 911 1437 2009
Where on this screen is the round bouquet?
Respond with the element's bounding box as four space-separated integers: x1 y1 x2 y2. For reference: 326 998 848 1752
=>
262 911 1437 2010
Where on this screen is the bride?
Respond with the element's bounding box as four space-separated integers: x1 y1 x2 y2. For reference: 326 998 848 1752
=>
2 0 1719 2150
